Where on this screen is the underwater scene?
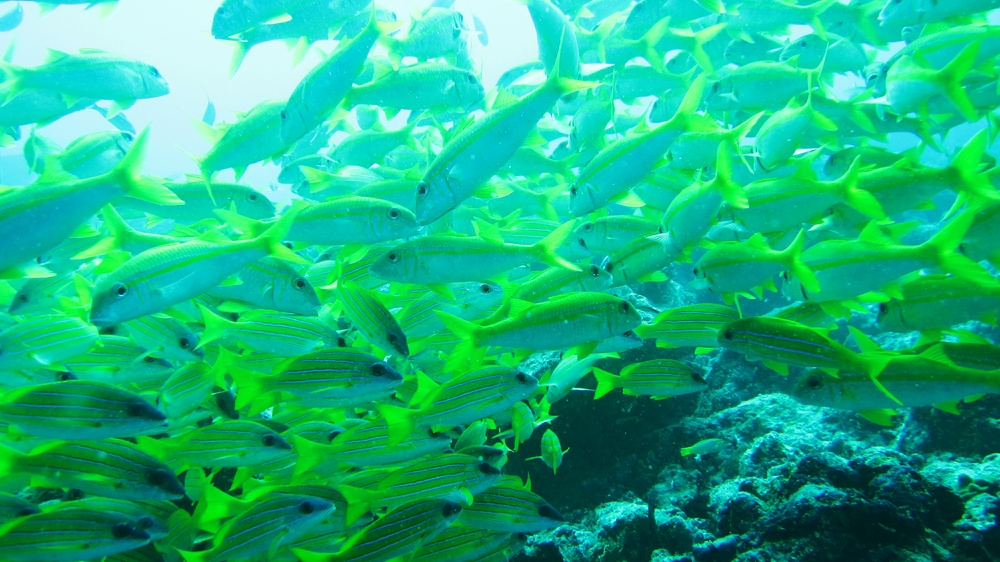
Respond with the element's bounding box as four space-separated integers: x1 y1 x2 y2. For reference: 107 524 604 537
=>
3 0 1000 560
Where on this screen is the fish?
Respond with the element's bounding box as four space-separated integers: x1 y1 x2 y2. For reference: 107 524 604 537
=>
88 204 304 326
680 437 730 457
593 358 708 400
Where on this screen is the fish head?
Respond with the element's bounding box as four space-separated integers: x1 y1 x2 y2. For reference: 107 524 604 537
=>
367 360 405 386
573 220 598 249
790 369 840 406
414 174 457 225
705 78 737 111
113 130 136 154
279 103 312 146
118 395 168 432
864 62 888 97
140 64 170 98
374 204 420 241
878 0 921 28
211 0 251 39
367 244 412 283
144 467 185 500
780 34 825 67
568 181 602 217
455 70 487 108
234 187 276 219
501 370 540 403
596 329 643 353
90 276 155 328
584 263 614 291
274 272 322 316
610 297 643 334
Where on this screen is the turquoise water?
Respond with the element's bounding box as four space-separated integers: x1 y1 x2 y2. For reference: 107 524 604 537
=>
1 1 1000 561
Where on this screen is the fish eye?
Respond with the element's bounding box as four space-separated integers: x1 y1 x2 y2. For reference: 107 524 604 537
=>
283 241 294 250
442 501 462 517
327 430 342 441
604 261 614 273
150 67 160 78
280 110 287 120
126 403 147 417
799 40 808 48
146 469 168 486
247 192 259 202
589 265 600 277
143 356 156 363
137 517 153 530
387 251 400 263
466 73 476 83
417 182 428 196
371 363 386 376
387 333 398 345
578 238 587 248
480 284 492 294
583 223 592 230
178 337 191 349
806 374 823 389
722 329 734 340
515 372 528 383
623 330 633 337
66 489 85 500
293 277 307 290
878 303 887 314
336 336 347 347
570 186 577 196
298 501 315 514
619 301 630 314
262 434 277 447
15 508 35 517
318 252 332 261
15 293 28 302
58 371 74 381
711 82 720 93
112 523 134 539
658 225 664 233
387 208 401 220
538 504 561 519
113 283 128 297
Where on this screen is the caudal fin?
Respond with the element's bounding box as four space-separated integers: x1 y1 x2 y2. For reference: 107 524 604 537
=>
532 221 581 270
837 157 885 219
592 367 619 400
939 42 980 122
113 127 183 205
377 403 415 447
781 229 821 294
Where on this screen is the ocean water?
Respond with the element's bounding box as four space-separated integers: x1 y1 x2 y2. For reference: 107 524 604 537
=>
1 1 1000 561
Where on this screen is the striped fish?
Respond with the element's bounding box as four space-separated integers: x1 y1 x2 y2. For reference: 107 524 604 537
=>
229 348 403 412
293 419 452 478
0 438 183 500
0 314 99 371
575 215 661 255
410 527 521 562
0 506 152 562
337 453 501 525
207 257 321 316
197 305 338 357
121 313 203 363
61 335 172 386
137 420 290 470
178 494 334 562
157 361 216 423
456 476 565 533
635 303 739 349
378 366 539 446
294 499 462 562
717 316 890 379
593 358 708 400
89 204 305 327
603 233 678 287
481 264 612 325
0 492 39 524
285 196 420 245
368 221 579 285
336 280 409 356
0 380 166 439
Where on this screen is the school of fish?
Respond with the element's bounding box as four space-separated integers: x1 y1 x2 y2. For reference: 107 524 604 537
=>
1 0 1000 559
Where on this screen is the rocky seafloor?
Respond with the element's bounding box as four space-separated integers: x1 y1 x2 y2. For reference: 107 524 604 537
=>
502 276 1000 562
